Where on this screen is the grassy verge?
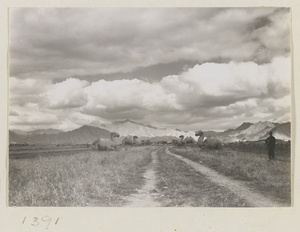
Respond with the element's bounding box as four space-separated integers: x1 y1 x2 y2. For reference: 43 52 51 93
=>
225 142 291 160
155 149 249 207
169 146 291 205
9 146 153 207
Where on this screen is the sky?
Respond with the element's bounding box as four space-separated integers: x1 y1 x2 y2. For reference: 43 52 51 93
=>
9 8 291 132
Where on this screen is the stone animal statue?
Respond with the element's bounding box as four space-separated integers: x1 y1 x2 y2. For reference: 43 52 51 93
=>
122 135 139 146
172 135 185 146
141 139 151 145
172 139 179 146
195 130 223 149
91 132 121 151
183 136 197 146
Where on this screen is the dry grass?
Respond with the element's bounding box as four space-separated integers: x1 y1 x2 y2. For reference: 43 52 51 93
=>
155 149 249 207
225 141 291 160
9 144 291 207
9 146 153 207
169 146 291 205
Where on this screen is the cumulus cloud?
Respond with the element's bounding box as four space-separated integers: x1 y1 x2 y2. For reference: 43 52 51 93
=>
43 78 89 109
77 56 291 130
161 56 290 108
84 79 181 112
9 8 291 131
9 55 291 131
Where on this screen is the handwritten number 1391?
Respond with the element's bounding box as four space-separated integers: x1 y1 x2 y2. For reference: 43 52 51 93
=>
23 216 61 230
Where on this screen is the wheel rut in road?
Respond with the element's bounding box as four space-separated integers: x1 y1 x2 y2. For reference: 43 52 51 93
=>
165 148 280 207
124 149 161 207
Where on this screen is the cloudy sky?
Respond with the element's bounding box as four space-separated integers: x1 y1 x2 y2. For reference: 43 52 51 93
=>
9 8 291 132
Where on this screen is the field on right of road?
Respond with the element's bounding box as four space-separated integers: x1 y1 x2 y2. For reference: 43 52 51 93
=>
169 143 291 206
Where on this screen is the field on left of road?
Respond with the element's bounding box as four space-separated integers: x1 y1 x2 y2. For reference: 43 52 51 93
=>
9 146 154 207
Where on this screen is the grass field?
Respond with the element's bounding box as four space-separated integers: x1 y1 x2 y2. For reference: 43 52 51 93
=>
169 145 291 205
9 146 153 206
155 148 250 207
9 143 291 207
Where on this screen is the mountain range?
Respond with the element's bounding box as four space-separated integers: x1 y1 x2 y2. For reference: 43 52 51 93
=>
10 125 111 145
9 120 291 145
219 121 290 142
91 119 196 138
12 128 65 136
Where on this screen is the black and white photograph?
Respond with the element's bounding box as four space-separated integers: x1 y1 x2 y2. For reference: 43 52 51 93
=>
9 8 291 207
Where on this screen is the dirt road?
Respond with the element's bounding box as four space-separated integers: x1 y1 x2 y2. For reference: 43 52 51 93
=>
124 149 161 207
165 148 280 207
124 147 281 207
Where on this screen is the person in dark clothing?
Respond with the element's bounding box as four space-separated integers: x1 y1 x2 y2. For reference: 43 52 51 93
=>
265 131 276 160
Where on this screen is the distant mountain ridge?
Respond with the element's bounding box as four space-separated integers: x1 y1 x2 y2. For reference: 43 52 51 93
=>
235 122 253 131
10 125 111 145
10 120 291 145
12 128 64 136
219 121 290 142
91 119 196 139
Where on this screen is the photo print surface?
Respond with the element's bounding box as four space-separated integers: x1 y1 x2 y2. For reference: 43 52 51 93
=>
9 8 291 207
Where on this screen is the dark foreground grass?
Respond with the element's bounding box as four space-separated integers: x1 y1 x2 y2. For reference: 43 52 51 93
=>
9 146 153 207
156 149 250 207
169 146 291 206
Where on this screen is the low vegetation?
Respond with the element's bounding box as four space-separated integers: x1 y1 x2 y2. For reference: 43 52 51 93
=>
169 144 291 206
9 146 153 206
156 149 249 207
225 141 291 159
9 141 291 207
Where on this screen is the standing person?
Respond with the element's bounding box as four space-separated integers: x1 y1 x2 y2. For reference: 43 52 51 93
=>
265 131 276 160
